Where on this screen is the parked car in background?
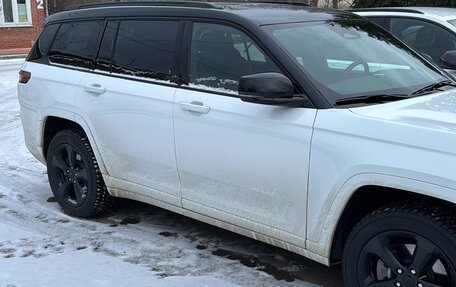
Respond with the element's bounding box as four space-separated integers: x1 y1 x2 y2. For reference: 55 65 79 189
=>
353 7 456 76
18 2 456 286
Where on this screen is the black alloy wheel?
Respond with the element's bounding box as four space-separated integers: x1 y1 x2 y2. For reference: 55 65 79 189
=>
49 143 89 207
46 129 111 217
343 202 456 287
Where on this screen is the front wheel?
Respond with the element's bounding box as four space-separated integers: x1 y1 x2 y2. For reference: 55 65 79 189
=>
46 129 112 217
343 202 456 287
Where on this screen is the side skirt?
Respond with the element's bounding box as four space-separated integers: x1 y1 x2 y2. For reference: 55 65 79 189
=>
105 176 329 266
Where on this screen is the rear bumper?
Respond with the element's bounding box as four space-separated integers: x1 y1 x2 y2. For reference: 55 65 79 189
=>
24 137 46 165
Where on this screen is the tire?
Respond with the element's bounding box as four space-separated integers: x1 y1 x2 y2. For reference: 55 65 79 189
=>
46 129 112 217
343 201 456 287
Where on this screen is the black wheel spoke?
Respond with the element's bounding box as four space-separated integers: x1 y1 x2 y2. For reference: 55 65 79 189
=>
410 237 438 274
367 279 396 287
365 236 404 271
76 168 88 181
56 181 71 198
52 153 69 172
66 145 77 168
73 182 85 204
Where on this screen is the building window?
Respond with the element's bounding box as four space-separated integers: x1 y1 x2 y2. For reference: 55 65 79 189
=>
0 0 32 26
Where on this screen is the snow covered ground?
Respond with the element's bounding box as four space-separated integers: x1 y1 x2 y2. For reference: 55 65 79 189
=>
0 59 343 287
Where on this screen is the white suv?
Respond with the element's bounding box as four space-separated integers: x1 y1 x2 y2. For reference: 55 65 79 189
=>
18 2 456 286
354 7 456 76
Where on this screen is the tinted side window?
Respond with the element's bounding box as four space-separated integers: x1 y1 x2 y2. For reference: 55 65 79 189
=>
389 18 456 65
49 21 103 69
27 24 60 61
189 22 281 92
111 20 179 81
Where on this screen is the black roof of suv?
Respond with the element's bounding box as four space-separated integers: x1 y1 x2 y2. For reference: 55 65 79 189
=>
46 1 352 26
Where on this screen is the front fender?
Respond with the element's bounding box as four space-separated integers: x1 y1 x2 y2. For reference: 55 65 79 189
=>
305 172 456 260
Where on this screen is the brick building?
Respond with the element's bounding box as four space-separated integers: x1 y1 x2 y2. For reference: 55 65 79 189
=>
0 0 46 50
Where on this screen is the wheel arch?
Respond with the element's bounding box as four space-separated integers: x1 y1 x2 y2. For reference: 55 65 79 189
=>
42 115 109 176
329 183 456 265
43 116 82 160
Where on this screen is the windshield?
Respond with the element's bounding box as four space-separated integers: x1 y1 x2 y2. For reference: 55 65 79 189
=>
263 18 448 105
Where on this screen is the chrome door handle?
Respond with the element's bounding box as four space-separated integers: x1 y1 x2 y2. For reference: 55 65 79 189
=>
179 101 210 114
84 83 106 95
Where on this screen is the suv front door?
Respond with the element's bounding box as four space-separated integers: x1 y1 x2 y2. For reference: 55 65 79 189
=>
174 22 316 244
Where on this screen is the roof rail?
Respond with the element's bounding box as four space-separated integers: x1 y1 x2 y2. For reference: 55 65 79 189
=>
64 0 313 11
65 1 222 11
349 8 424 14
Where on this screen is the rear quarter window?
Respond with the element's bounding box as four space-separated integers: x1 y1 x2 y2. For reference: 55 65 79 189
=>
49 20 103 69
27 24 60 61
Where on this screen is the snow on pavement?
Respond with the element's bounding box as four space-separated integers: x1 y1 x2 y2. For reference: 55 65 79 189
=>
1 245 242 287
0 59 343 287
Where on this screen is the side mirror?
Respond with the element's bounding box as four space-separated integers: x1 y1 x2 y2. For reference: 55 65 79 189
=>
239 72 294 99
440 50 456 70
238 73 311 107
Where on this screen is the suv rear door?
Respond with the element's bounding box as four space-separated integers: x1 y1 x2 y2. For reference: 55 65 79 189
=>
76 19 183 206
173 21 316 243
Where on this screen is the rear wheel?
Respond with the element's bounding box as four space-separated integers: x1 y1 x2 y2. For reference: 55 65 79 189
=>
46 129 111 217
343 202 456 287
